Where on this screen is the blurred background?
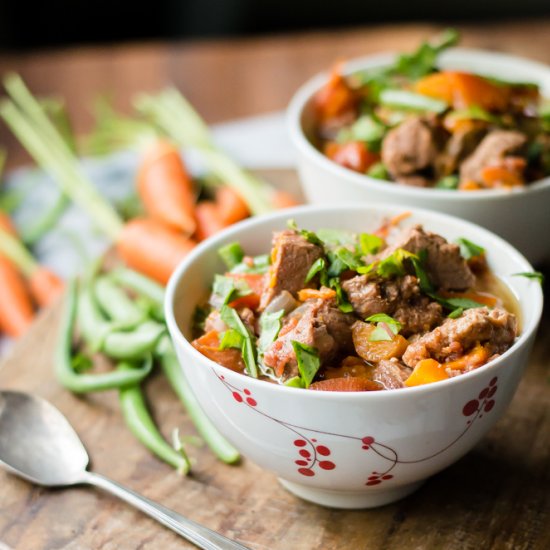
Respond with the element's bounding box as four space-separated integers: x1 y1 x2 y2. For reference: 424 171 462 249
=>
1 0 549 51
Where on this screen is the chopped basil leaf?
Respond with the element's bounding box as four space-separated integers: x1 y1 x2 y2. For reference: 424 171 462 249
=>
435 175 459 190
219 329 244 350
457 238 485 260
316 228 356 247
366 162 389 180
326 251 348 277
335 247 364 271
359 233 384 255
211 274 251 306
513 271 545 285
231 254 270 274
372 248 416 278
448 307 464 319
291 341 321 388
443 297 486 309
287 219 323 246
220 305 258 378
393 28 459 79
366 313 402 333
305 258 326 283
284 376 305 388
340 115 385 149
329 277 354 313
258 309 284 353
366 313 402 342
410 255 434 293
218 242 245 270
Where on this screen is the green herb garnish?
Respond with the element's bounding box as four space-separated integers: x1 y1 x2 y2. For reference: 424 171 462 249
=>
366 313 402 341
284 376 305 388
513 271 545 285
218 242 245 270
211 274 251 306
329 277 354 313
258 310 284 353
457 238 485 260
366 162 390 180
219 329 244 350
359 233 384 255
305 258 326 283
231 254 270 274
291 341 321 388
435 175 459 190
220 305 258 378
287 219 323 246
448 307 464 319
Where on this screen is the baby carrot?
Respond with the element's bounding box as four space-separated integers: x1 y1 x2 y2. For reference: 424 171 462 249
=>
0 256 34 337
194 202 226 241
116 218 196 285
28 266 65 308
137 140 196 235
216 186 249 225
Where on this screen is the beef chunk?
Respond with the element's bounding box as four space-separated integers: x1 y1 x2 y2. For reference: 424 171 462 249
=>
402 307 517 367
342 274 443 336
263 298 355 380
436 126 487 177
382 116 438 178
259 230 323 310
379 225 475 291
460 130 527 182
372 359 412 390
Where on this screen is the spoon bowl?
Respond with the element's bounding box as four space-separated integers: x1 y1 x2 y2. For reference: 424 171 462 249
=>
0 390 248 550
0 391 88 486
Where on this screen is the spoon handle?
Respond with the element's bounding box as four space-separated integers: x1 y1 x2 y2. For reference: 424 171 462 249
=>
82 471 249 550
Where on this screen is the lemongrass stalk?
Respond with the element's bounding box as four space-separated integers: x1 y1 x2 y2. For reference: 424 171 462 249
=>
0 100 123 241
0 226 38 276
40 97 77 153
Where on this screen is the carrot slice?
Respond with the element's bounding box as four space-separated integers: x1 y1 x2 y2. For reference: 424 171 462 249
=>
271 190 301 210
0 256 35 337
405 358 449 387
116 218 196 285
310 377 382 392
313 65 358 121
194 202 227 242
28 267 65 308
137 140 196 234
192 330 246 373
298 287 336 301
324 141 379 173
227 272 266 310
216 187 250 225
443 344 490 372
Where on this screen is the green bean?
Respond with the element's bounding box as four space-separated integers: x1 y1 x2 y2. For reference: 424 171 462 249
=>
109 267 165 307
77 282 117 351
118 362 190 474
94 275 144 326
157 336 240 464
102 321 165 360
55 280 153 393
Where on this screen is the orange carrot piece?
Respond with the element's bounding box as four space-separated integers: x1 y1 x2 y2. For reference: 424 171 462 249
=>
271 190 301 210
324 141 379 173
137 140 196 234
443 345 490 372
0 257 35 338
227 272 265 310
116 218 196 285
194 202 227 242
480 166 524 188
405 358 449 387
216 186 250 225
0 212 17 236
416 71 509 111
192 330 246 373
313 65 359 121
28 267 65 308
459 179 483 191
310 377 382 392
298 287 337 301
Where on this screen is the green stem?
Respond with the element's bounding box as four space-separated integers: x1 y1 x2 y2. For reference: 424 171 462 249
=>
0 226 38 276
0 99 123 241
20 192 69 245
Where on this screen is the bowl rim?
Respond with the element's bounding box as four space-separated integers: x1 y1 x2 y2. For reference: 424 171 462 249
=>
287 47 550 200
164 204 544 402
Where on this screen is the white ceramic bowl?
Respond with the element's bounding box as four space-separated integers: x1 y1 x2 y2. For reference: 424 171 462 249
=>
165 205 543 509
287 48 550 265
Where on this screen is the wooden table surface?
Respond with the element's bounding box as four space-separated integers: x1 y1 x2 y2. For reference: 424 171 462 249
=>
1 20 550 550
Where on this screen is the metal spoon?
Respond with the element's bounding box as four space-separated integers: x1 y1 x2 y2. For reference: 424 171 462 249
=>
0 390 249 550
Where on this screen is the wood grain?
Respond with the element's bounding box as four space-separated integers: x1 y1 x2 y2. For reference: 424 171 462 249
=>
0 170 549 550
